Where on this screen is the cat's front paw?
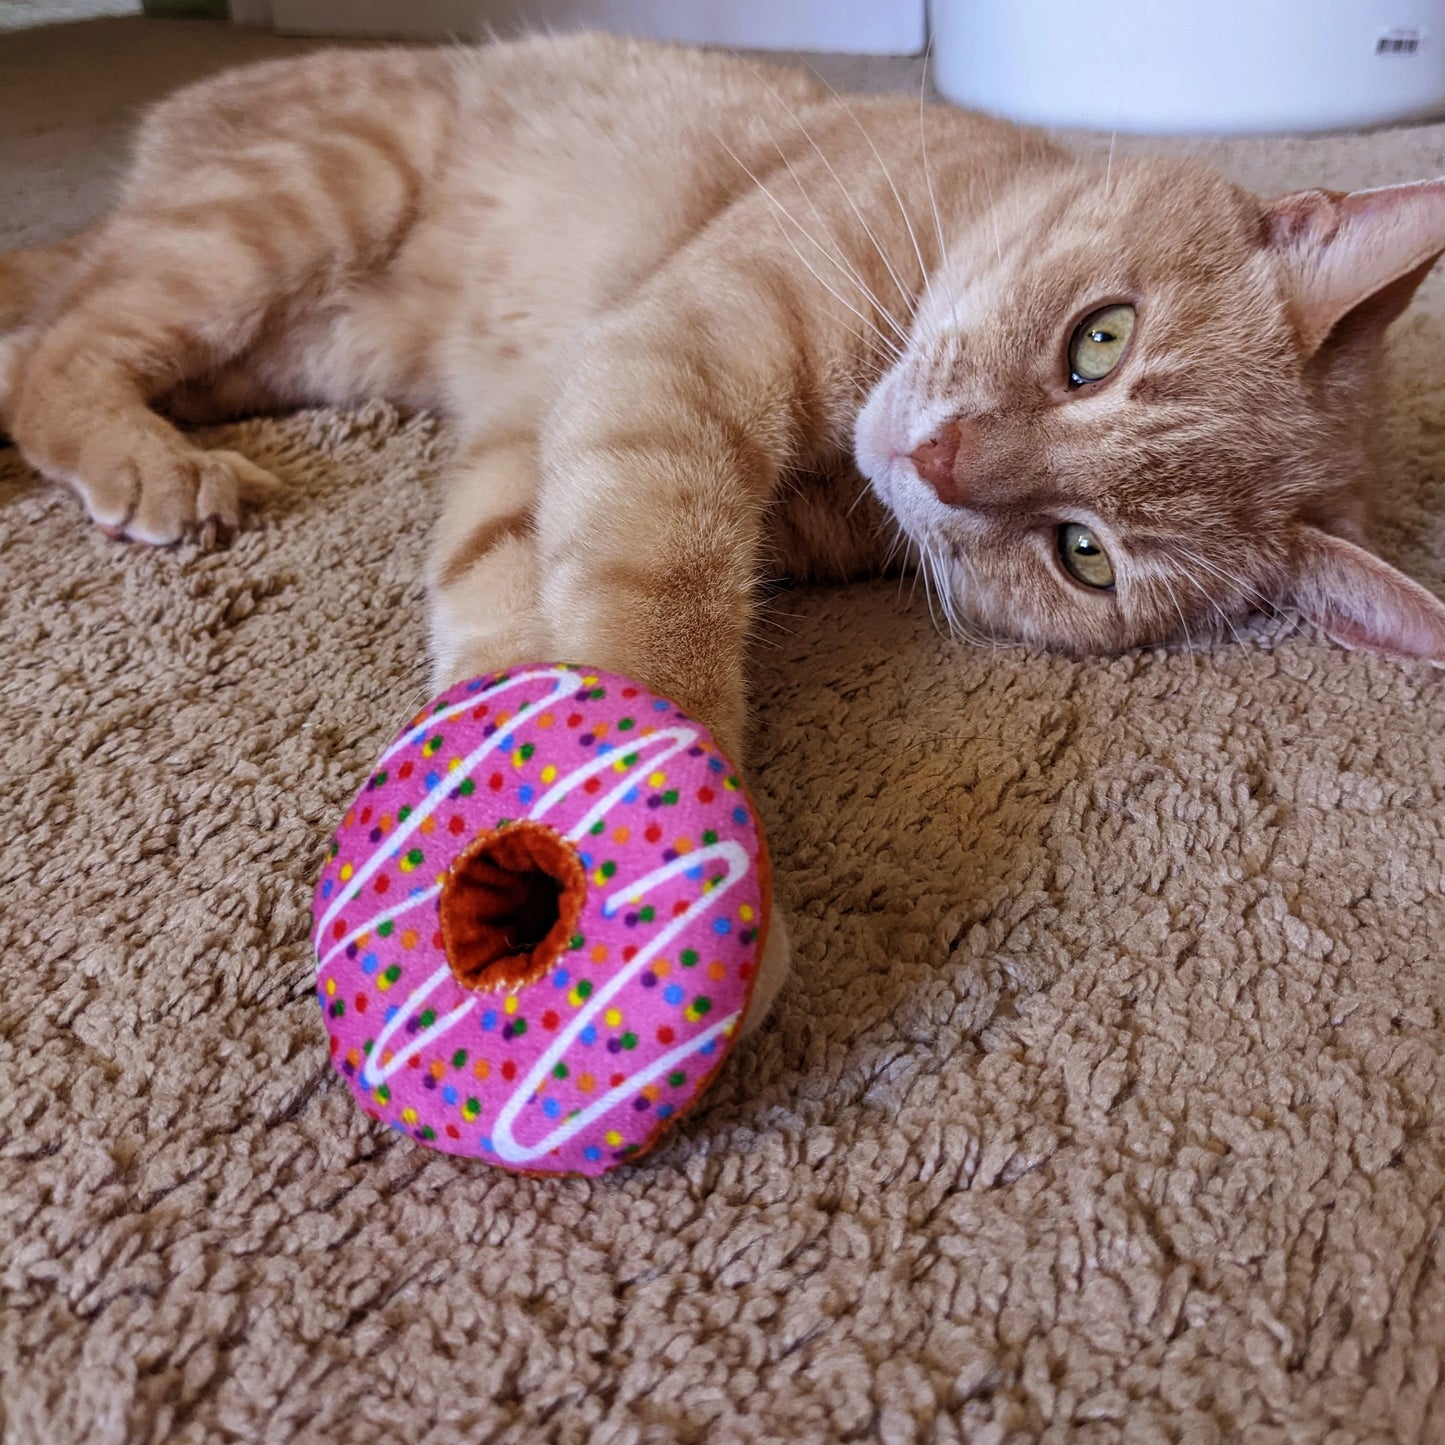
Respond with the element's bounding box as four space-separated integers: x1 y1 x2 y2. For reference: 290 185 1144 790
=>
17 403 282 546
78 442 280 547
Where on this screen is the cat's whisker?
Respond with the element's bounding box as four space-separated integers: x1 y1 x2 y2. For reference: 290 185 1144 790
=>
1150 541 1277 644
733 76 909 340
932 548 963 637
923 541 993 647
918 34 961 334
749 609 797 640
1181 550 1275 615
758 133 912 349
919 544 947 637
947 545 1009 649
769 232 905 363
1175 568 1247 649
743 63 916 334
744 129 880 301
845 475 879 519
981 169 1003 268
879 520 916 581
759 215 903 362
1157 576 1194 651
902 528 929 608
797 62 937 319
1179 586 1236 650
944 548 1008 650
717 136 904 362
1154 570 1200 652
714 135 887 328
1163 550 1276 655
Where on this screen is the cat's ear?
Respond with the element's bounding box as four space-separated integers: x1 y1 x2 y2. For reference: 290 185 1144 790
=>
1263 180 1445 355
1291 526 1445 662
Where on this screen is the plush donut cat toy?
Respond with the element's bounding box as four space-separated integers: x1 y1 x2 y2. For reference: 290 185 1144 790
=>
312 664 770 1176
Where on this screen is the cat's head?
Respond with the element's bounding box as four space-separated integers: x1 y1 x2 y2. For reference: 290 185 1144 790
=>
854 158 1445 662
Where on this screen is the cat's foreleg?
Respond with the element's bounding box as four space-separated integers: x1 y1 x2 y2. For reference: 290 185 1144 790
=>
427 418 791 1034
7 48 453 545
0 235 91 333
533 372 779 761
532 315 799 1033
0 236 92 435
6 224 285 545
427 431 550 689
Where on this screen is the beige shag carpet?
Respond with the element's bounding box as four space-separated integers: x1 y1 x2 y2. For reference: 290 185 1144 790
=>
3 20 1444 1444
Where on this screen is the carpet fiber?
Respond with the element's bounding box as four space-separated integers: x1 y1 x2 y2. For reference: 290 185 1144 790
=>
2 20 1443 1444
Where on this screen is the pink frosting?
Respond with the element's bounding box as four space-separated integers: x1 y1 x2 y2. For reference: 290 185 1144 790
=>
312 664 769 1175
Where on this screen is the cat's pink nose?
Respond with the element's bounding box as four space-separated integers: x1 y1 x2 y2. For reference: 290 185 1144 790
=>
908 425 963 504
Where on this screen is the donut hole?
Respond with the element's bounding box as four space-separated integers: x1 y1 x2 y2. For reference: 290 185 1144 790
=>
439 822 587 993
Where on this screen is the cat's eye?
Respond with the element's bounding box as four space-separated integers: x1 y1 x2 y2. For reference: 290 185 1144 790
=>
1068 304 1136 385
1058 523 1115 589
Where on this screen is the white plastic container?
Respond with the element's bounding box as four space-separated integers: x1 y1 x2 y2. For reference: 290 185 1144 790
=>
930 0 1445 134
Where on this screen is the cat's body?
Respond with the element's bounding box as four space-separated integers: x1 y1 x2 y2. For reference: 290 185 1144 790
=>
5 34 1445 1028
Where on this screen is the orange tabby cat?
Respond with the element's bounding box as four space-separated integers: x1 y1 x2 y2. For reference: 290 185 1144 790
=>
3 34 1444 1026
